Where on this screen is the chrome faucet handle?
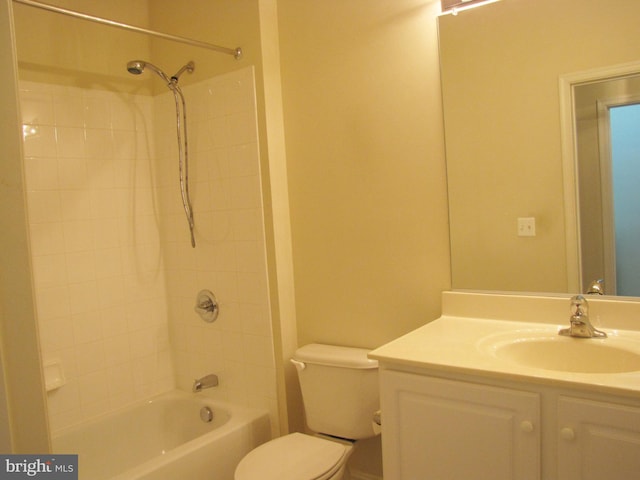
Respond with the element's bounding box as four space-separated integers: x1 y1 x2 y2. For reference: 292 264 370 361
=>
560 295 607 338
570 294 588 318
586 279 605 295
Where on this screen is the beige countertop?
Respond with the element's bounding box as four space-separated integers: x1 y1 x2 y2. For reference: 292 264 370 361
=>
370 292 640 397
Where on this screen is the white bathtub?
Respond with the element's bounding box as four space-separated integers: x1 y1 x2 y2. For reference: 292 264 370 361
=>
51 390 271 480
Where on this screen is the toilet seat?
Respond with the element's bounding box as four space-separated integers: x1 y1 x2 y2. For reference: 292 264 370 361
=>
234 432 351 480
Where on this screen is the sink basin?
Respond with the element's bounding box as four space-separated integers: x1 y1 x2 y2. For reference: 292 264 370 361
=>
481 332 640 374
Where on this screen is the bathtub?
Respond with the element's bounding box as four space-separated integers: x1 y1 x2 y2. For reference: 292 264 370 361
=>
51 390 271 480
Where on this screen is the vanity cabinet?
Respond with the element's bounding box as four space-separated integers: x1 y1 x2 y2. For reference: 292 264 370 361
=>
380 370 540 480
380 369 640 480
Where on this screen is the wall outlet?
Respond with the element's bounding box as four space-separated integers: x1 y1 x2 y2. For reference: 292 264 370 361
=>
517 217 536 237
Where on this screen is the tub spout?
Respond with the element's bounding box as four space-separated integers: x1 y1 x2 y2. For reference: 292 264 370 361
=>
193 374 219 392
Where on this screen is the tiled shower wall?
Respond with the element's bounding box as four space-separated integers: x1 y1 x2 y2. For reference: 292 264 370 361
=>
21 81 171 431
20 66 276 432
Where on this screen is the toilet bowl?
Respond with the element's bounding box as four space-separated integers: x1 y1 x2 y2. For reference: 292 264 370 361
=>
234 433 353 480
234 344 379 480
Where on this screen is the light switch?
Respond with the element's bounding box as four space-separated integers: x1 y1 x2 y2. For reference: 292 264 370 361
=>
518 217 536 237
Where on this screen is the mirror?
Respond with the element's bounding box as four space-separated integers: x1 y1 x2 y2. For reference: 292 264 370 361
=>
439 0 640 295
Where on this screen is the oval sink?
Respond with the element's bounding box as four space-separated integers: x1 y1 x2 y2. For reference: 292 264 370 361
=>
492 336 640 374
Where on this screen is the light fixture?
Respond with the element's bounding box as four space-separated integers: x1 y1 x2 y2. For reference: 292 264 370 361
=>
440 0 501 16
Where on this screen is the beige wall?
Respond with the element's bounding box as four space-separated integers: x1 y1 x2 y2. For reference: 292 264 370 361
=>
278 0 450 349
13 0 151 92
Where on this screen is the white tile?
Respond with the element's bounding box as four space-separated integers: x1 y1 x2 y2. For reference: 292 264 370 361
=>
235 240 263 273
94 248 123 279
240 304 271 337
29 222 65 256
87 158 117 190
22 125 57 158
227 112 257 146
243 334 274 366
83 96 111 129
96 277 126 309
100 306 128 338
55 127 86 158
103 335 131 367
20 90 54 126
72 313 102 345
109 97 137 132
77 371 110 407
224 77 255 115
27 190 61 223
54 95 84 127
112 130 136 160
208 117 229 148
228 175 261 209
221 331 244 362
46 381 80 415
32 253 67 288
75 341 106 376
35 285 70 320
236 272 269 306
85 128 114 160
68 281 99 315
23 157 59 191
63 220 95 252
228 143 259 177
128 330 157 359
38 316 75 351
65 251 95 283
57 157 88 190
106 363 135 397
93 218 121 249
59 190 92 221
231 208 261 241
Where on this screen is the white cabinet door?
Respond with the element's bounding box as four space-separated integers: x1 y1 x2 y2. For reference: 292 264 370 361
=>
380 370 540 480
557 396 640 480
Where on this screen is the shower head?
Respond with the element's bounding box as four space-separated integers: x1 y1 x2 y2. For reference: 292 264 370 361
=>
126 60 145 75
126 60 194 84
126 60 171 84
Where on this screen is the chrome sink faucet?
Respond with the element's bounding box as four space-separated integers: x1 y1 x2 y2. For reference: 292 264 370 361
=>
559 295 607 338
192 374 219 392
586 278 605 295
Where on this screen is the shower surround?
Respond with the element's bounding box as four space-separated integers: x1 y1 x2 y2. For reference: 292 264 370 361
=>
19 66 276 433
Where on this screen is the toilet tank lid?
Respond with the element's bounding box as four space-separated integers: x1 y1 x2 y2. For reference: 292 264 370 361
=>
293 344 378 369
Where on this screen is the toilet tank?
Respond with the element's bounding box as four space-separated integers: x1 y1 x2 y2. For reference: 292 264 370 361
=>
292 344 379 440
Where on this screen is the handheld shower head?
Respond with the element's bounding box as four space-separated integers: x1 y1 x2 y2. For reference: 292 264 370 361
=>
126 60 145 75
126 60 171 84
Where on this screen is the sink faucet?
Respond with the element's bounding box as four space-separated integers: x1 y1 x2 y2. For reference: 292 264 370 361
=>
192 374 219 392
586 279 605 295
559 295 607 338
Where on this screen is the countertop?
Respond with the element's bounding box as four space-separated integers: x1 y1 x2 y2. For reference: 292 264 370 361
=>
369 314 640 397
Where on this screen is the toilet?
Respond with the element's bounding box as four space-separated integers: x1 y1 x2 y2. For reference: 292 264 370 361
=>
234 343 380 480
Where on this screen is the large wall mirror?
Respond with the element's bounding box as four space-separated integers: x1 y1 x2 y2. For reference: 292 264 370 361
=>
439 0 640 296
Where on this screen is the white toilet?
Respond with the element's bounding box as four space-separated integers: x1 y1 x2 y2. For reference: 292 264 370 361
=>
234 343 380 480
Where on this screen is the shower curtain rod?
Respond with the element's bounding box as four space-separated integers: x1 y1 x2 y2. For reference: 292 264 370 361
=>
12 0 243 60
